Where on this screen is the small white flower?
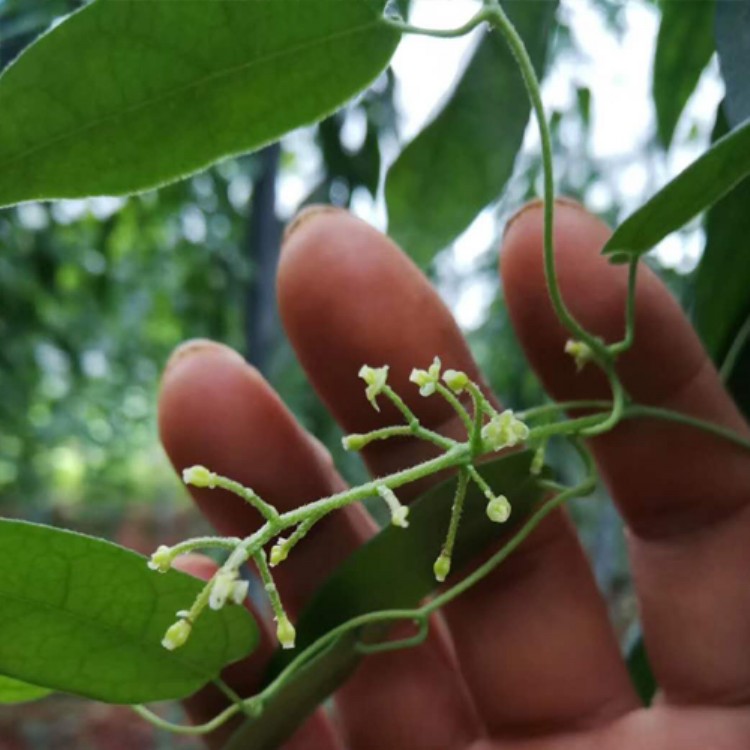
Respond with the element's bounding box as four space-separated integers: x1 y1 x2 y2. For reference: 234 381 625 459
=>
230 579 249 605
486 495 511 523
276 614 296 649
442 369 468 393
162 619 192 651
409 357 441 397
147 545 172 573
377 485 409 528
358 365 389 411
481 409 529 452
182 465 217 489
209 569 238 611
565 339 593 372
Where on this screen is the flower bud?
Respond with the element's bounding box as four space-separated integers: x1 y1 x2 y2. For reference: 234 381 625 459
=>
269 539 289 567
147 544 172 573
182 465 216 489
162 619 192 651
276 615 296 650
565 339 593 372
442 369 468 393
342 433 368 451
486 495 511 523
433 552 451 583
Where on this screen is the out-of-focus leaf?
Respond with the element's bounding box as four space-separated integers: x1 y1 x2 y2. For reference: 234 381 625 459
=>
225 451 547 750
653 0 715 149
603 117 750 260
385 1 558 265
626 631 657 706
694 103 750 418
0 0 399 207
0 675 52 704
0 520 258 704
716 0 750 127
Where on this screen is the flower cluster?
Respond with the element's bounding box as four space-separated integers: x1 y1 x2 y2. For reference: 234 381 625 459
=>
149 358 535 654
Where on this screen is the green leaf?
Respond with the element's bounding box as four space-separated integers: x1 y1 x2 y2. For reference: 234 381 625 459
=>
0 675 52 704
0 520 258 704
716 0 750 127
653 0 715 149
694 103 750 418
626 631 657 706
0 0 400 208
225 451 547 750
603 117 750 260
384 1 558 265
694 104 750 357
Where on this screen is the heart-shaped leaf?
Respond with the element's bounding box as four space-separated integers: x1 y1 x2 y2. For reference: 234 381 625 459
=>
0 520 258 704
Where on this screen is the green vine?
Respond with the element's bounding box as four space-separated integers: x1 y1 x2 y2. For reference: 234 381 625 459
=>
133 0 750 738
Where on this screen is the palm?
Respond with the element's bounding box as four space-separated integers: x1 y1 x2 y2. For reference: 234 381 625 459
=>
159 203 750 749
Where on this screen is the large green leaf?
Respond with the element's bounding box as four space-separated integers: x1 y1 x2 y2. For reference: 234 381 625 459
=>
0 0 400 207
603 117 750 260
716 0 750 127
653 0 715 149
384 1 558 265
225 451 547 750
0 675 52 704
694 103 750 418
0 520 258 704
694 104 750 358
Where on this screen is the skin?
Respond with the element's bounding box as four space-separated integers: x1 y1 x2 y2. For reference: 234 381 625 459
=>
158 200 750 749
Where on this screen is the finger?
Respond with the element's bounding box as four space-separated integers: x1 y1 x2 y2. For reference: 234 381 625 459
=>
278 207 637 736
158 339 374 616
502 199 750 706
159 340 479 748
172 555 341 750
279 206 489 491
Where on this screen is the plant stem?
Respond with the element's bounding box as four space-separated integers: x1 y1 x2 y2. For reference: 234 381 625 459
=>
609 258 639 356
132 704 241 736
719 310 750 382
484 3 607 364
380 7 494 38
281 444 468 525
440 467 470 562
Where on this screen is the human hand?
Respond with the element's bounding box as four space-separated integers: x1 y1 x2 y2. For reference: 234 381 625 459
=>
157 201 750 749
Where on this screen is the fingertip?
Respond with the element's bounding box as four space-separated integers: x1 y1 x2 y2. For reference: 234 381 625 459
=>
282 204 348 247
162 339 247 386
500 198 610 290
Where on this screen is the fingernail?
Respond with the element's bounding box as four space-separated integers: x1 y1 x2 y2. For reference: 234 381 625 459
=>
504 197 586 238
282 204 346 246
163 339 245 382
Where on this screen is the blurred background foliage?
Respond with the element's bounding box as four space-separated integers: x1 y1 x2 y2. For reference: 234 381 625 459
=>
1 0 749 743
